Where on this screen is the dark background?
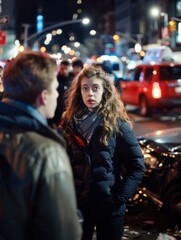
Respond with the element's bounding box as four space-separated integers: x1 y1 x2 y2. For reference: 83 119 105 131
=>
14 0 97 47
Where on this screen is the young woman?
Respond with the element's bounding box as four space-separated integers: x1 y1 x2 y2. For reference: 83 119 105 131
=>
60 66 145 240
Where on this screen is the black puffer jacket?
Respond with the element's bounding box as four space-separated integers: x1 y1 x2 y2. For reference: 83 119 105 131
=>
0 102 82 240
63 120 145 217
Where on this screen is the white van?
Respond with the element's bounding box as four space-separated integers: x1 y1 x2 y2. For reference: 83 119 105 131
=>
143 46 174 63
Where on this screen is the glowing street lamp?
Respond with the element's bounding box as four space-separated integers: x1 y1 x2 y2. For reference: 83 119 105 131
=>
150 7 160 18
150 6 169 43
90 30 96 36
82 18 90 25
150 6 168 27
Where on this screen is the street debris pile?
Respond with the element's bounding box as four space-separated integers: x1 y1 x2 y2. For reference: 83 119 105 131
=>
122 191 181 240
92 190 181 239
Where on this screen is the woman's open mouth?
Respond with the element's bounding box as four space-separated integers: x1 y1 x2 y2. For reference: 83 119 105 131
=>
87 99 95 104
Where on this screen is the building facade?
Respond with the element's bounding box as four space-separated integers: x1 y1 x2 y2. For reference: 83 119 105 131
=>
0 0 16 59
114 0 181 56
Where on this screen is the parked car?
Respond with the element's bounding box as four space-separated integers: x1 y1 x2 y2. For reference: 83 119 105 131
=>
138 127 181 223
121 62 181 116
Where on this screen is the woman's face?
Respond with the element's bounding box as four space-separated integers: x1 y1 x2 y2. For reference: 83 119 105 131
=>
81 77 104 111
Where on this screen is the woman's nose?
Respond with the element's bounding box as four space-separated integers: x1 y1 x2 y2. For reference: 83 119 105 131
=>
88 88 93 95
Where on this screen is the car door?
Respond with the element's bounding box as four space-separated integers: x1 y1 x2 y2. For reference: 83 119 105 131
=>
127 66 143 105
121 67 143 105
121 68 134 103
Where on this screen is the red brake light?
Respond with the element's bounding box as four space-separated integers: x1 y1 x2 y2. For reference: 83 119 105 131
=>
152 82 161 98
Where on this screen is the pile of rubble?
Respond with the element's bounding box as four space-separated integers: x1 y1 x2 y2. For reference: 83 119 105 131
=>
122 225 181 240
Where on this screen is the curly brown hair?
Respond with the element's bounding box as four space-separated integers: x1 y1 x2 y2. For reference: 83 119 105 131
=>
62 65 132 145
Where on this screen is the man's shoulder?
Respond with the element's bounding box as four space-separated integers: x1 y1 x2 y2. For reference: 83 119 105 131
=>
21 131 72 175
23 131 64 150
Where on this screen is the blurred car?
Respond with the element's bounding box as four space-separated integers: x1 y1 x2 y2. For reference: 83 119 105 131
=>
138 127 181 222
121 62 181 116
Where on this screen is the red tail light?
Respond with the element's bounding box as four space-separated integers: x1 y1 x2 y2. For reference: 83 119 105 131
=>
152 82 161 98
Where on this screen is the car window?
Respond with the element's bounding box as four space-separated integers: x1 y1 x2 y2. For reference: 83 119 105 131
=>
145 67 153 82
134 67 143 81
112 63 119 71
122 69 134 81
160 66 181 80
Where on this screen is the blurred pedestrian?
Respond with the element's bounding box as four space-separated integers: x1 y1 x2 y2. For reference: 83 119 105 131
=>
48 59 72 127
71 58 84 78
60 66 145 240
0 66 4 100
101 60 121 95
0 51 82 240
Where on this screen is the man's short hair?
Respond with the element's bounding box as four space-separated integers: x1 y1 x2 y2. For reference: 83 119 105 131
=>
72 59 83 68
60 59 71 66
2 51 57 104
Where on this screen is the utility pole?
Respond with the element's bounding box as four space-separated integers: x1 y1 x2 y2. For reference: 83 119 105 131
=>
22 24 31 49
136 34 143 45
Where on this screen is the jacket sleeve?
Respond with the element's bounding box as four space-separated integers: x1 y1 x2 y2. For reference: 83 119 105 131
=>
31 143 82 240
117 121 145 204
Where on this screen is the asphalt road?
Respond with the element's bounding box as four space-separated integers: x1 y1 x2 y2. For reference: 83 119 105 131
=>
126 105 181 137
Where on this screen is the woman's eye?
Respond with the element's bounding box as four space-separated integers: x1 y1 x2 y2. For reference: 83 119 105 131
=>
92 86 98 91
82 87 88 91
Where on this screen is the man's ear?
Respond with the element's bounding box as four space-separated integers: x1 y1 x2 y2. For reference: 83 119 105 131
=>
35 90 48 107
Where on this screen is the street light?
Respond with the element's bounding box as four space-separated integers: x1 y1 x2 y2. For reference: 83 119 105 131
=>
115 31 143 44
150 6 169 44
22 24 31 49
22 17 90 49
115 31 143 53
150 7 160 18
150 6 168 25
150 6 168 28
160 12 168 27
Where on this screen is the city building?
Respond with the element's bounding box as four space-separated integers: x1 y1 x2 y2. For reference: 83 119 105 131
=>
0 0 17 60
82 0 115 56
114 0 181 56
2 0 181 60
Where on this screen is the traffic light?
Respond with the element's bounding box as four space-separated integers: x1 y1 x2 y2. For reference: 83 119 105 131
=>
169 20 177 32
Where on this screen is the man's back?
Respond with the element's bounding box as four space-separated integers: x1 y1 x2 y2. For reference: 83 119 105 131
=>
0 133 77 239
0 102 82 240
0 51 82 240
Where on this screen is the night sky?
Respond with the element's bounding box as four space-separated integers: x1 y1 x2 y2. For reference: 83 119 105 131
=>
15 0 75 40
14 0 98 50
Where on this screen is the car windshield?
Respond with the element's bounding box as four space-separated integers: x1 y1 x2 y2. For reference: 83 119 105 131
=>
160 66 181 80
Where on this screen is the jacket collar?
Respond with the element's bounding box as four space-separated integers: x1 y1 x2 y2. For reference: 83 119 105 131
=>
0 101 66 148
2 98 47 125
